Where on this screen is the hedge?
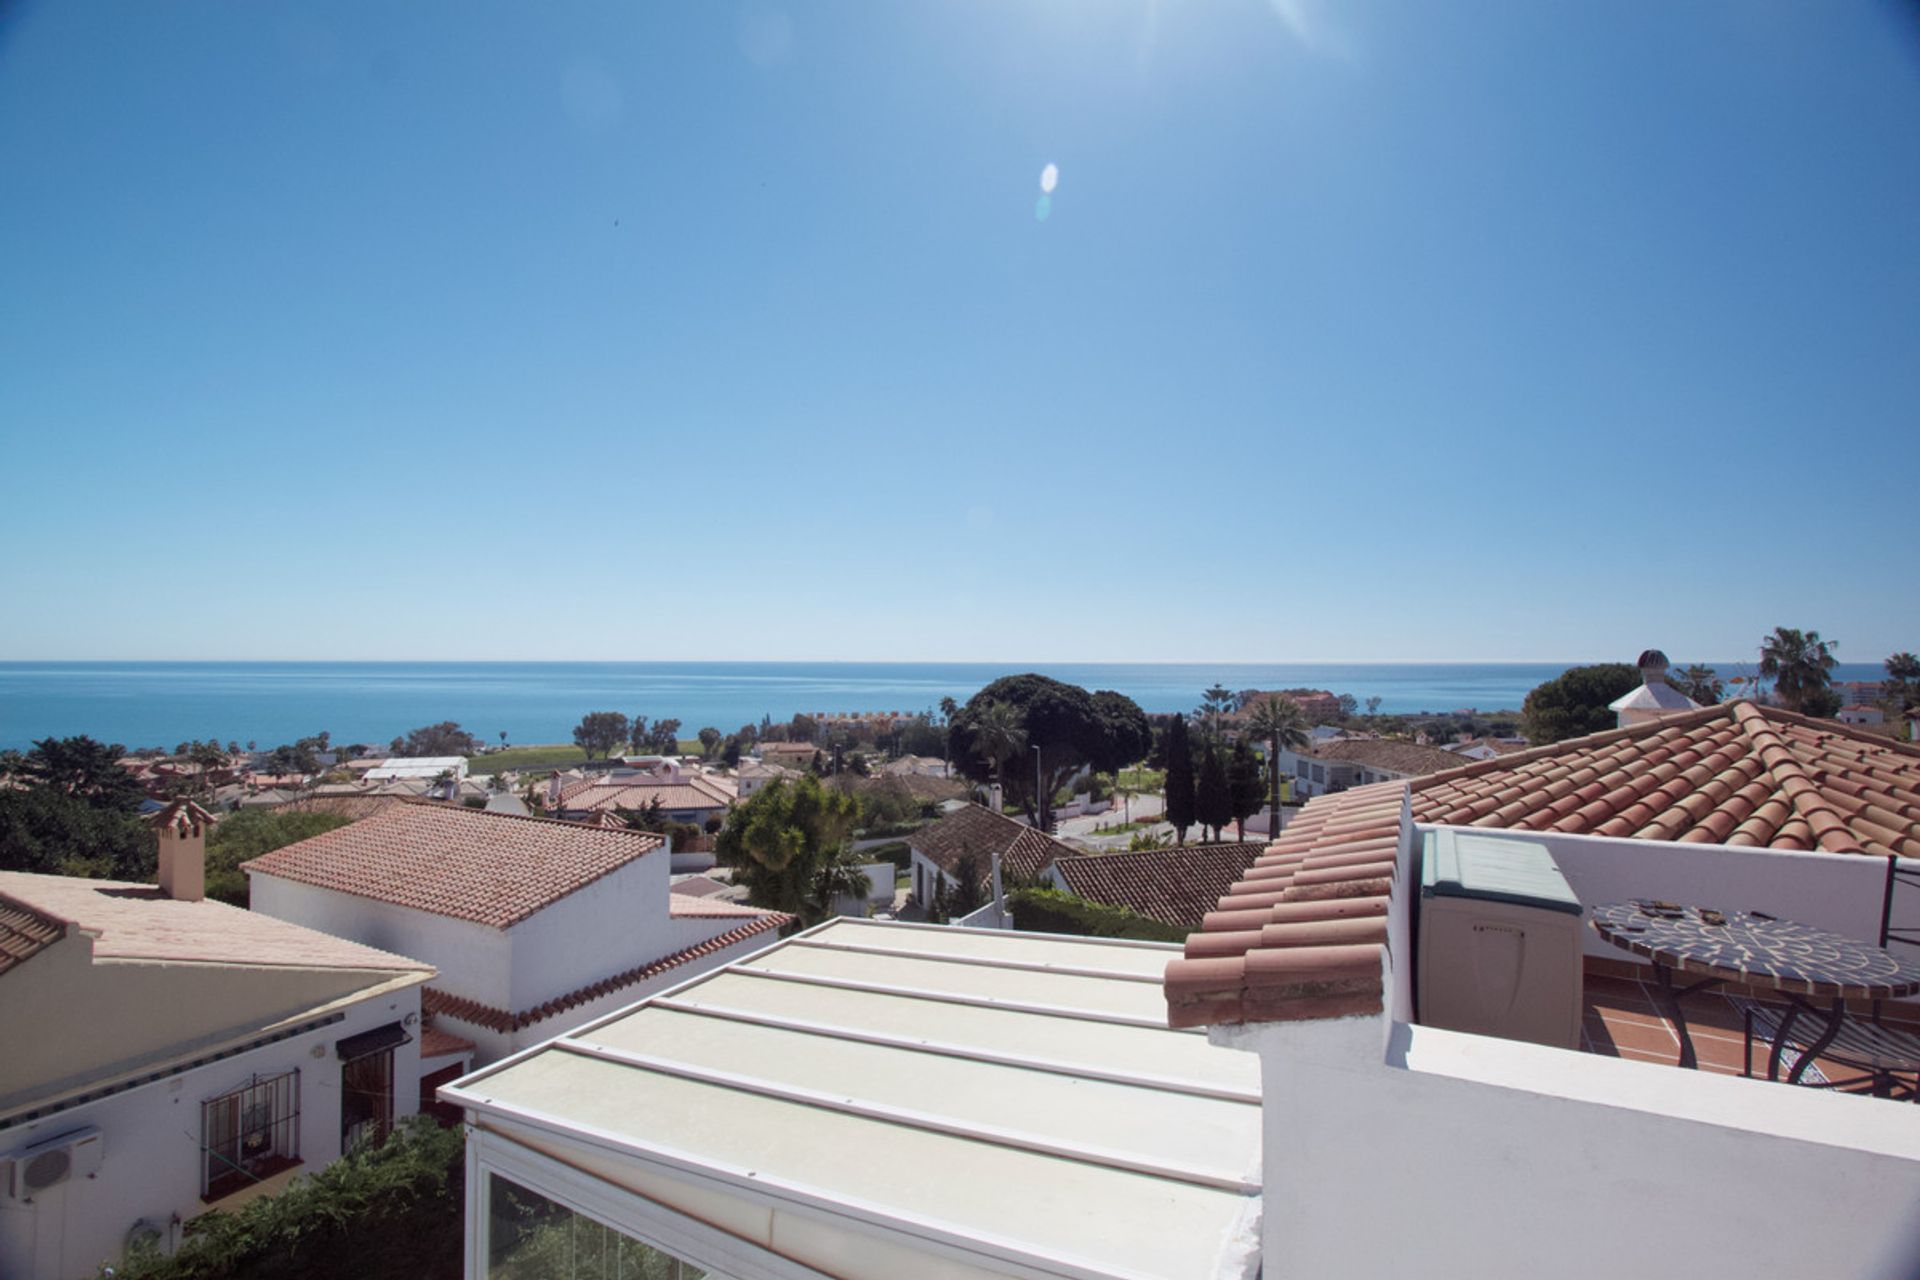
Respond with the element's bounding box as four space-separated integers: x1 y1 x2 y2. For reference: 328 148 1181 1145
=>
1005 888 1189 944
107 1117 464 1280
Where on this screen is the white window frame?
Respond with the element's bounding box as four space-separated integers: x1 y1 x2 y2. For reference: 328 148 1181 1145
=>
467 1126 836 1280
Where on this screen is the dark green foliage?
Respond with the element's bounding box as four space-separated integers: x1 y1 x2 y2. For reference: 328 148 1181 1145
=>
23 735 144 812
1521 664 1639 745
390 723 479 757
203 810 354 906
947 675 1150 828
950 854 984 916
1007 888 1188 943
1884 652 1920 715
714 774 860 922
1195 743 1231 841
571 711 630 759
1670 665 1723 706
106 1116 465 1280
1163 715 1196 842
1758 627 1839 717
1226 741 1263 839
1087 691 1153 775
0 785 152 879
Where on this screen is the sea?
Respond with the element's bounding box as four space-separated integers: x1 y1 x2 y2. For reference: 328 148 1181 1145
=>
0 660 1891 752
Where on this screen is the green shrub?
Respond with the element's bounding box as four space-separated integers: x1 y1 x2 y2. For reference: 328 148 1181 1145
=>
204 810 354 906
1006 888 1188 943
107 1117 464 1280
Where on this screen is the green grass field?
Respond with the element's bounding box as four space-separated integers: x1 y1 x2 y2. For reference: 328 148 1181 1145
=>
1117 767 1165 793
463 744 589 775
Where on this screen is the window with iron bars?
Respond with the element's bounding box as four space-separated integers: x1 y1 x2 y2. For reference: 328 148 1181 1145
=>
201 1069 300 1200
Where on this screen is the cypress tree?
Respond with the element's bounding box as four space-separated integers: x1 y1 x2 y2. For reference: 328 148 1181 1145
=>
1195 742 1231 843
1163 715 1196 843
1227 739 1264 840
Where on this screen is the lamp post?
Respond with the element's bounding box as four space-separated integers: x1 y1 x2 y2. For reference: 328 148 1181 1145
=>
1033 744 1044 833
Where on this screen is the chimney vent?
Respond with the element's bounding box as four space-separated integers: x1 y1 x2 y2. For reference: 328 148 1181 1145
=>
145 799 215 902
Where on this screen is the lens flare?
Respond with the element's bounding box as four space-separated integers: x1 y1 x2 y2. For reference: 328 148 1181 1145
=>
1039 163 1059 194
1035 195 1052 222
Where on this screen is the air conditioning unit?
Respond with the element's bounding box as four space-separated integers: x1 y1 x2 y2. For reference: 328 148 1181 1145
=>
4 1127 104 1202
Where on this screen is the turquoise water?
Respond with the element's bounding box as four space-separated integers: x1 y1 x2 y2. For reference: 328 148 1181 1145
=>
0 660 1885 751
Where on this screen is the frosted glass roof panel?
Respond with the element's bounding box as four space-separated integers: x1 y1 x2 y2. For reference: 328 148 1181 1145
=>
814 919 1178 978
447 919 1262 1280
643 970 1257 1095
740 942 1168 1022
578 1006 1259 1182
470 1052 1253 1280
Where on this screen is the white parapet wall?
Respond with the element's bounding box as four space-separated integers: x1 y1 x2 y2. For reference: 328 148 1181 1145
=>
1225 1006 1920 1280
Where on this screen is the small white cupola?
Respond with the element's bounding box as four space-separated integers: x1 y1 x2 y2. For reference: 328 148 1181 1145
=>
1608 648 1702 729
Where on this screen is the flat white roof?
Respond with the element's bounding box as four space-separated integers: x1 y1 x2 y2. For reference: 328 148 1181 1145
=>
445 918 1262 1280
365 756 466 779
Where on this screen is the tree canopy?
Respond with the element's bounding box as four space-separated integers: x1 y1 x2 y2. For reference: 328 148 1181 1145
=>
1521 664 1639 745
391 722 479 756
1163 714 1196 843
203 809 353 905
1195 742 1231 842
714 774 860 923
1227 740 1264 840
947 675 1150 827
21 735 144 812
1759 627 1839 717
571 711 630 759
1671 664 1723 706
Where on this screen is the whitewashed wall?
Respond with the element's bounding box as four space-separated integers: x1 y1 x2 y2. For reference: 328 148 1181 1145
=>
1235 1011 1920 1280
0 989 420 1280
249 874 510 1008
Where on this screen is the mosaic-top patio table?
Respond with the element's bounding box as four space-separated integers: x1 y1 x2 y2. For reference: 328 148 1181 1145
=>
1589 901 1920 1081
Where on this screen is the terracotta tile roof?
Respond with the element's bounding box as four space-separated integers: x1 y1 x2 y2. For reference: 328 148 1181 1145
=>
421 914 790 1032
1412 701 1920 857
556 777 736 814
670 875 730 898
242 799 667 929
1052 844 1267 931
1165 701 1920 1031
266 793 419 822
1312 739 1469 776
910 803 1079 884
419 1024 476 1058
0 896 68 976
0 872 434 973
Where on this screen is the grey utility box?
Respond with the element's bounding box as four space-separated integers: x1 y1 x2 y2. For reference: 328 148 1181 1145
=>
1417 830 1584 1049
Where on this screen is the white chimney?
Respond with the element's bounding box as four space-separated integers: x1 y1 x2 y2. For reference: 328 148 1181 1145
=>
148 799 215 902
988 783 1003 813
1608 648 1701 729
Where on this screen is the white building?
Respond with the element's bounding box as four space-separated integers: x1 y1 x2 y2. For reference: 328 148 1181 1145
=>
1274 737 1464 798
364 756 469 782
735 759 801 798
1839 704 1885 726
0 804 435 1280
904 803 1076 909
243 801 789 1068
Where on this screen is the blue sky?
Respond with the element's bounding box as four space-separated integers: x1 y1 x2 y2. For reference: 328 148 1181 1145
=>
1 0 1915 663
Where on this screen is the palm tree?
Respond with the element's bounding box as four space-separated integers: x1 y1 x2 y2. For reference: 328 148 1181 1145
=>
805 848 876 925
1246 695 1310 840
969 701 1027 806
1758 628 1839 714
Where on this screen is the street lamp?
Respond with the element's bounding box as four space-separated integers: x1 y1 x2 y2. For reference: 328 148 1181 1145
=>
1032 744 1044 833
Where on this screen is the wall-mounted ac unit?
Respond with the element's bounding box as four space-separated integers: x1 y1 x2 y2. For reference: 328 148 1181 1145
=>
4 1127 104 1202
